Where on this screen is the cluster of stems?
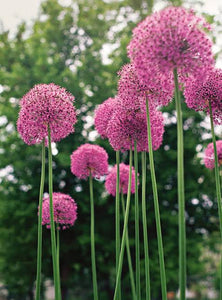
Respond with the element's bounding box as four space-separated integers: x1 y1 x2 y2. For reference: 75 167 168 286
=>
112 97 168 300
35 128 62 300
113 148 133 300
113 105 167 300
145 98 167 300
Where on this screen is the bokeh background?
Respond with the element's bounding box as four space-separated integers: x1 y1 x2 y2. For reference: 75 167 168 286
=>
0 0 222 299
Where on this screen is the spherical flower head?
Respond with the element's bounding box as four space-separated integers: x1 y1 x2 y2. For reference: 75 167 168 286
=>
204 140 222 169
41 193 77 230
118 63 173 109
17 83 77 145
107 105 164 152
94 97 118 138
70 143 109 179
105 163 139 196
128 6 214 86
184 69 222 125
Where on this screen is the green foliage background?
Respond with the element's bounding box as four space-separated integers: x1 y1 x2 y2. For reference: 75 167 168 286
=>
0 0 221 299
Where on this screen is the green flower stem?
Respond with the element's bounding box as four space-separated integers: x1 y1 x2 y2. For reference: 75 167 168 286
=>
141 151 151 300
56 225 62 300
173 68 186 300
220 166 222 187
121 192 137 300
113 148 133 300
146 98 167 300
48 127 60 300
115 151 121 300
35 139 45 300
89 174 99 300
134 140 141 300
209 103 222 300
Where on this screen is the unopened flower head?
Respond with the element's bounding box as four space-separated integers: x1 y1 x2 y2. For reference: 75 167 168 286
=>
70 143 109 179
184 69 222 124
105 163 139 196
118 63 173 109
17 83 77 145
41 192 77 230
107 105 164 152
128 6 214 86
204 140 222 169
94 97 118 138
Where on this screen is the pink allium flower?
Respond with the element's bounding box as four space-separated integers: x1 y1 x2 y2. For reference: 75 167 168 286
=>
118 63 173 109
184 69 222 125
17 83 77 145
70 143 109 179
128 6 214 86
41 193 77 229
94 97 118 138
107 105 164 152
105 163 138 196
204 140 222 169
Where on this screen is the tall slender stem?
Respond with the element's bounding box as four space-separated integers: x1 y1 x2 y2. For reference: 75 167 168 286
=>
220 166 222 187
56 225 61 300
113 148 133 300
209 103 222 300
115 151 121 300
48 126 60 300
173 68 186 300
35 140 45 300
89 174 99 300
220 166 222 186
121 192 137 300
141 152 151 300
145 99 167 300
134 140 141 300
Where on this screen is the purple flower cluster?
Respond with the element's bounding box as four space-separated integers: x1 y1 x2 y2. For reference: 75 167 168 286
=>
204 140 222 169
70 143 109 179
107 105 164 152
17 83 77 145
184 69 222 124
118 63 173 109
105 163 138 196
128 6 214 86
94 97 118 138
95 63 165 152
42 193 77 230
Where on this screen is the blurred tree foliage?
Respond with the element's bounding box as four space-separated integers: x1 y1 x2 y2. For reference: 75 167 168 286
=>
0 0 221 299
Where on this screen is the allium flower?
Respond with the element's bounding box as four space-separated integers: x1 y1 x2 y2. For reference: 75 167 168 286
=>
70 143 109 179
94 97 118 138
184 69 222 124
204 140 222 169
128 6 214 86
118 63 173 109
17 83 77 145
107 105 164 152
105 163 138 196
42 193 77 229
